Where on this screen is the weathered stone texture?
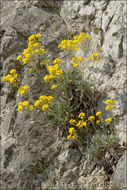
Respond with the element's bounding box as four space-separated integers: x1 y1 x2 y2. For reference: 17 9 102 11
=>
0 0 126 189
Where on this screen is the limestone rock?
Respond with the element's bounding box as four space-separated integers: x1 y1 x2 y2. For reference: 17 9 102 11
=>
109 150 127 190
0 0 126 189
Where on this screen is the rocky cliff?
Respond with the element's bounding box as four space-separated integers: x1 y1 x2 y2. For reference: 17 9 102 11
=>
0 0 127 190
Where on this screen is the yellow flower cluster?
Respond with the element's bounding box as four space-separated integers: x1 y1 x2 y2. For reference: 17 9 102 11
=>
58 40 79 51
28 33 42 41
53 58 64 64
67 127 77 140
96 120 100 124
18 85 29 95
78 112 85 119
58 33 90 51
74 33 91 42
34 95 54 111
105 118 113 123
69 119 77 125
2 69 19 84
51 84 58 90
69 112 87 128
44 64 63 83
96 111 102 117
16 33 45 66
17 101 33 112
88 116 95 121
76 120 87 128
72 57 84 67
105 99 116 111
105 99 116 105
88 52 101 61
67 107 116 141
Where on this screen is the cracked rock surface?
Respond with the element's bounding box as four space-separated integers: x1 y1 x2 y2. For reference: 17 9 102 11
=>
0 1 126 190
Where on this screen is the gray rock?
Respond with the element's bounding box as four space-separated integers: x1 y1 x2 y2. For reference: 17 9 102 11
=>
58 148 81 168
109 150 127 190
1 0 126 189
79 5 95 18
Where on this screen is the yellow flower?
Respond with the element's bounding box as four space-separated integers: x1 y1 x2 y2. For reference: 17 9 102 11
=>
105 105 112 111
72 57 84 67
47 64 59 74
10 69 16 74
73 63 79 67
29 68 33 73
39 96 46 101
35 33 42 38
73 33 90 43
34 49 41 54
44 74 53 82
22 101 29 107
17 55 22 61
88 52 100 61
17 105 23 112
9 77 16 83
34 100 40 107
105 118 113 123
53 58 61 64
74 35 79 40
105 99 116 105
78 112 85 119
47 96 54 102
72 134 78 139
69 127 76 135
76 120 87 128
40 49 45 54
17 101 30 112
96 120 100 124
28 33 42 42
96 111 102 117
51 84 58 90
58 39 78 51
72 57 78 63
2 75 11 82
69 119 77 125
92 52 99 57
29 105 34 110
22 58 28 65
2 70 19 84
88 116 95 121
67 135 72 140
78 57 84 62
33 42 40 48
28 34 35 41
55 70 63 76
18 85 29 95
42 104 49 111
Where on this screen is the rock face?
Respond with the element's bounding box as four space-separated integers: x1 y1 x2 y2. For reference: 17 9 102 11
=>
110 150 127 190
0 0 126 190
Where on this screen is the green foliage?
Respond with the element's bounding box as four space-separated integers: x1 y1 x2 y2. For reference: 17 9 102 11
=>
88 134 119 161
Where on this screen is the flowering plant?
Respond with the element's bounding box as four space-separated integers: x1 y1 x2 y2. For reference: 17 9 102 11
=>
2 33 120 161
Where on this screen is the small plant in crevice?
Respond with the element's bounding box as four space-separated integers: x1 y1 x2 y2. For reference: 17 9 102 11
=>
2 32 123 166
